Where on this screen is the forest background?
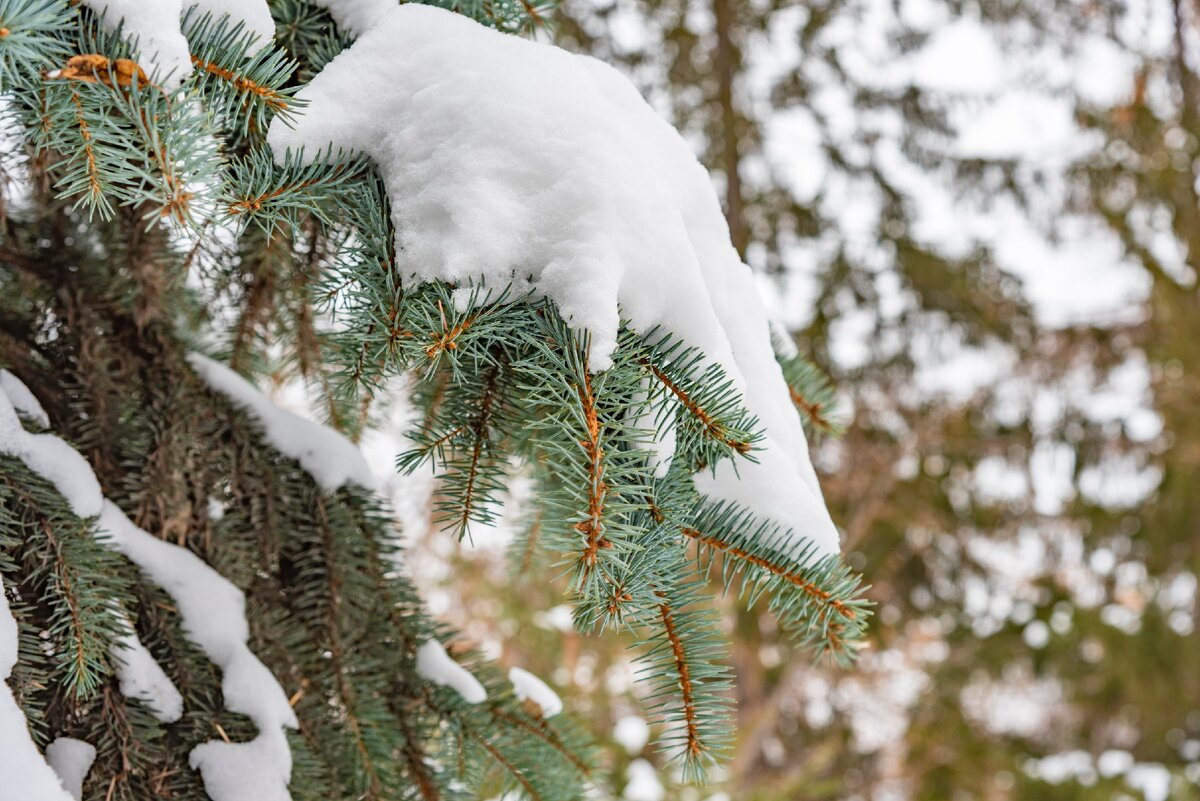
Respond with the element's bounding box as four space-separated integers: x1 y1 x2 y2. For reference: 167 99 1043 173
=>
346 1 1200 799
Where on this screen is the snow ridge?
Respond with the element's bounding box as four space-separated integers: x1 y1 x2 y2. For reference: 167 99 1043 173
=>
188 353 374 493
0 382 102 518
112 625 185 723
508 666 562 717
0 370 49 428
416 640 487 704
0 377 186 726
310 0 395 36
267 4 840 560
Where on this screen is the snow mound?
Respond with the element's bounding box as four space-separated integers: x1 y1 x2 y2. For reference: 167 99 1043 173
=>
80 0 275 90
112 627 185 723
508 666 562 717
188 353 374 493
45 738 96 801
416 640 486 704
267 4 840 560
0 370 49 427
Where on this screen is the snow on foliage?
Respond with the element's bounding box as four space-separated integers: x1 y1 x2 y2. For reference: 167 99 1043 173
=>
99 502 298 801
112 626 185 723
0 585 75 801
623 758 665 801
188 353 374 493
45 738 97 801
0 370 49 428
0 380 101 518
416 640 486 704
1 378 297 801
78 0 274 89
0 383 183 725
268 4 840 559
508 666 563 717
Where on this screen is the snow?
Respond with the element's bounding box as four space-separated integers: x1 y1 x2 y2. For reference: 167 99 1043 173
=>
98 502 298 801
1125 763 1171 801
268 4 841 560
45 738 96 801
308 0 395 36
0 386 102 518
623 759 665 801
1025 750 1173 801
78 0 274 90
0 584 75 801
112 627 184 723
191 0 274 46
508 667 562 717
533 605 574 632
79 0 190 88
207 496 226 521
188 353 374 493
0 370 49 427
416 640 486 704
612 715 650 754
187 734 294 801
1 380 297 800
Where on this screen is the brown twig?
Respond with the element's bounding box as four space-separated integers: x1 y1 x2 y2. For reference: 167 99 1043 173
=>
656 592 702 757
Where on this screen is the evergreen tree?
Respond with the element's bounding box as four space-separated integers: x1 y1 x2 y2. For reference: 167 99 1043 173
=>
0 0 869 799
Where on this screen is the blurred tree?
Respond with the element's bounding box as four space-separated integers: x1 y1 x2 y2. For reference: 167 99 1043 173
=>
459 0 1200 798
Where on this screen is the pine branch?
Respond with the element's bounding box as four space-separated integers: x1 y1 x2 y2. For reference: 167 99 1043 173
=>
574 358 611 580
642 358 751 454
475 734 544 801
314 495 386 799
449 363 502 538
634 573 732 782
222 150 366 232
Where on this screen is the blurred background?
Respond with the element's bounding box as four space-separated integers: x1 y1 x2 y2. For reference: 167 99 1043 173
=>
364 1 1200 799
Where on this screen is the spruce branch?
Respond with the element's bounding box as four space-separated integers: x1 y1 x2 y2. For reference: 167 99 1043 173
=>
635 574 733 782
778 350 844 438
684 499 871 664
636 329 764 464
0 0 71 90
222 149 366 232
182 9 299 135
